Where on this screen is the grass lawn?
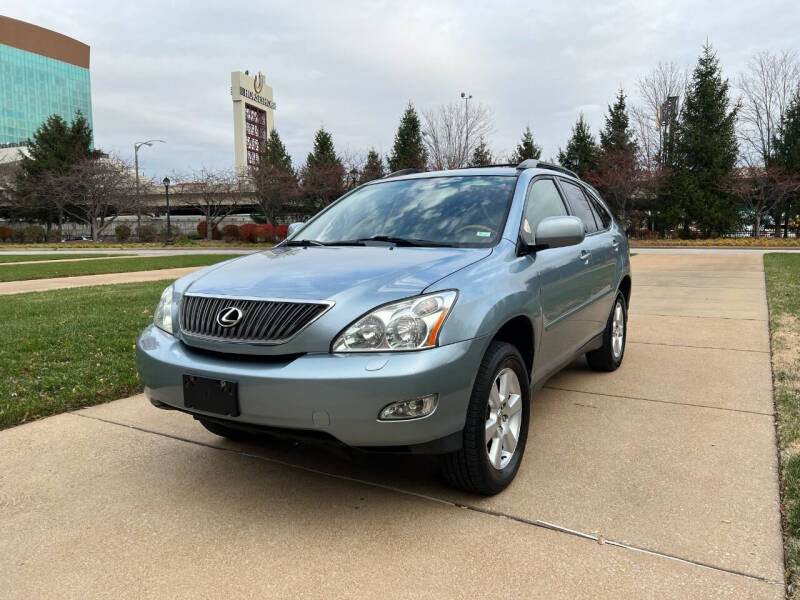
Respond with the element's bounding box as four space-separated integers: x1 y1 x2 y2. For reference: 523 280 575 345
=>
764 253 800 596
0 253 241 282
0 280 172 429
0 253 119 263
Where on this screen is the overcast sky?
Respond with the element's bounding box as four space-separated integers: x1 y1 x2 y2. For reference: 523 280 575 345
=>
5 1 800 180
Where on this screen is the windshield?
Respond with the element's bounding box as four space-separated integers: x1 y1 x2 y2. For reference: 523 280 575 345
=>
292 175 516 247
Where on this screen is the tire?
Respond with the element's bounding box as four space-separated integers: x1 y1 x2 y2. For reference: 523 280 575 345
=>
441 341 530 495
198 418 253 441
586 290 627 372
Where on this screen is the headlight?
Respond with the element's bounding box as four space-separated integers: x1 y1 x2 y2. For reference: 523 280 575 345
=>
332 291 457 352
153 284 174 334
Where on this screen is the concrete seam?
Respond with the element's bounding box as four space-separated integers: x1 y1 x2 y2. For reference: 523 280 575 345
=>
69 411 782 586
627 340 770 354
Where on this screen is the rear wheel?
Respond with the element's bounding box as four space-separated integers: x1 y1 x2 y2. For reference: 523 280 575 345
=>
442 341 530 495
586 290 627 372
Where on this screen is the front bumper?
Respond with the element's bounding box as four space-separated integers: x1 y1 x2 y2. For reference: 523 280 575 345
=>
136 325 486 449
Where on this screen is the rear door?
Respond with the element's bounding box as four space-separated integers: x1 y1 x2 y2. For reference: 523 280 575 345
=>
556 179 609 344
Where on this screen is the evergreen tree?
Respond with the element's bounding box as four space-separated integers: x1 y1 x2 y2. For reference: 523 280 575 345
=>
510 126 542 163
469 137 493 166
671 43 739 237
600 90 636 155
251 130 299 225
388 103 427 172
302 128 344 208
359 149 385 183
14 112 95 228
261 129 294 172
773 90 800 236
557 114 599 177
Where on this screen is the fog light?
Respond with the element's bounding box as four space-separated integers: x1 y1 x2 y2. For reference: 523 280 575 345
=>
378 394 438 420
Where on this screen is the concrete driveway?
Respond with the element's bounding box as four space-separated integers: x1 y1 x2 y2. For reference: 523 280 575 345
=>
0 252 784 598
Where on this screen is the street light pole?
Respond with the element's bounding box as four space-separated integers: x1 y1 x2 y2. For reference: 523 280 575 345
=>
162 176 172 245
460 92 472 167
134 139 165 230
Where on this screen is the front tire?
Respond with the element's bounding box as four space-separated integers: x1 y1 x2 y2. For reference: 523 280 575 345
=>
442 341 530 495
586 290 627 372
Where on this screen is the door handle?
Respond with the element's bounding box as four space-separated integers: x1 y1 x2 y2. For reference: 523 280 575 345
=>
611 238 620 250
579 249 591 261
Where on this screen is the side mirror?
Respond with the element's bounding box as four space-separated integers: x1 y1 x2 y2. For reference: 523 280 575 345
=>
287 222 305 237
534 216 585 250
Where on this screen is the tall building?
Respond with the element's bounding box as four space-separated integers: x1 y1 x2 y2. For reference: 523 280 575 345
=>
231 70 275 175
0 15 93 147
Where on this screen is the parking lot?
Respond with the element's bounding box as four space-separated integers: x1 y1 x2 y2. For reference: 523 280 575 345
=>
0 251 784 598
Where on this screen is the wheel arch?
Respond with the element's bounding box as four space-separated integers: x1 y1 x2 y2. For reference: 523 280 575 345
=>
618 274 632 307
490 315 534 379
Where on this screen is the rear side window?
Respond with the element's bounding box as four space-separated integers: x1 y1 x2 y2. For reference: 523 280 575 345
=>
522 178 567 241
586 190 612 230
560 180 598 234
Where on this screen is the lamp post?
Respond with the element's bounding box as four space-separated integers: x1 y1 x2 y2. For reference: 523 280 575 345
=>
460 92 472 167
134 140 165 228
349 168 358 189
162 176 172 245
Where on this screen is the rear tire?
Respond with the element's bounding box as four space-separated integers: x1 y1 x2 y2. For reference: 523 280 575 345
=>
198 418 253 441
586 290 627 372
441 341 530 495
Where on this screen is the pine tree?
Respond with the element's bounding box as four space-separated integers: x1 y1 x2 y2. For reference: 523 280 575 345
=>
302 128 345 208
359 149 385 183
388 103 428 172
600 90 636 155
510 126 542 163
469 137 493 166
772 90 800 236
557 114 599 177
261 129 294 172
14 111 96 228
671 43 739 237
251 130 299 225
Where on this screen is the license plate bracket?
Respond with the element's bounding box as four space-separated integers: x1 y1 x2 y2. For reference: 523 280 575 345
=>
183 375 239 417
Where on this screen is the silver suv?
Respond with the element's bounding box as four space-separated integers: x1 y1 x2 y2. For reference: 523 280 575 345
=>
136 160 631 495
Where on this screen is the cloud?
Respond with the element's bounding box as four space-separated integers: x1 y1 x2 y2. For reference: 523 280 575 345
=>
6 0 800 178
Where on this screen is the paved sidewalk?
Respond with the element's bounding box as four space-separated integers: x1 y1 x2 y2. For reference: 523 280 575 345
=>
0 252 784 598
0 266 203 295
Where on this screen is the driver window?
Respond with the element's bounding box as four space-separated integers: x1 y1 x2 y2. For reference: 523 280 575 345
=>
523 179 567 242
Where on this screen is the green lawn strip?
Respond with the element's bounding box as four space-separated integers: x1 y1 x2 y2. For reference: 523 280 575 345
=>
0 253 119 263
764 253 800 596
0 280 173 429
0 254 240 282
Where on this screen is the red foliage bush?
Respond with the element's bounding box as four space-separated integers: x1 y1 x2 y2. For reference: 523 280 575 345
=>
239 223 259 243
197 221 221 240
256 223 274 242
0 226 13 242
221 224 240 242
274 224 289 240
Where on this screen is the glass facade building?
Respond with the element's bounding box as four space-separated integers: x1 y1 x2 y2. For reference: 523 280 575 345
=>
0 16 92 146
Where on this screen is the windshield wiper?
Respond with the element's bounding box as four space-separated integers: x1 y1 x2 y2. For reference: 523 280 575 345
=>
283 239 326 247
356 235 454 247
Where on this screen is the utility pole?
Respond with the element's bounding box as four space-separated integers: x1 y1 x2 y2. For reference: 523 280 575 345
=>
461 92 472 167
134 139 165 231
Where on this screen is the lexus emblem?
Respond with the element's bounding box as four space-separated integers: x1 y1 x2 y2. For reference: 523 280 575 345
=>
216 307 244 328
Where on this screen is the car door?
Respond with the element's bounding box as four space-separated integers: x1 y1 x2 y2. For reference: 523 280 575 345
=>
518 177 588 377
555 178 608 345
582 187 620 325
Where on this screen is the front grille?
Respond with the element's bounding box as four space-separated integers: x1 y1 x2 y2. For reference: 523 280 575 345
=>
180 295 331 344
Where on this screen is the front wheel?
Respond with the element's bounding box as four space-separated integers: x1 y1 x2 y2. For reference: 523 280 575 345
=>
586 290 627 372
441 341 530 495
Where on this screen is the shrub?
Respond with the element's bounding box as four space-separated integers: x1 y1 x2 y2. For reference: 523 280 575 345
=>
221 224 240 242
115 224 131 242
0 226 13 242
187 232 201 240
255 223 274 242
239 223 259 243
197 221 221 240
275 224 289 240
45 230 60 243
22 225 45 243
12 229 25 243
136 224 157 242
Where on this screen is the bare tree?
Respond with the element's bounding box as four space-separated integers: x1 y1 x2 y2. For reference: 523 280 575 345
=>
725 163 800 237
47 157 138 241
422 101 493 170
173 169 240 240
634 62 688 169
248 164 300 225
737 50 800 165
585 150 640 230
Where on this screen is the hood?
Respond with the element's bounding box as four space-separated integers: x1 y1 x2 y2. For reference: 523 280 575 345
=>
186 245 491 303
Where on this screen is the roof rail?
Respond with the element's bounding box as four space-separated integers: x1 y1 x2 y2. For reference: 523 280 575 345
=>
384 168 425 178
516 159 579 179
